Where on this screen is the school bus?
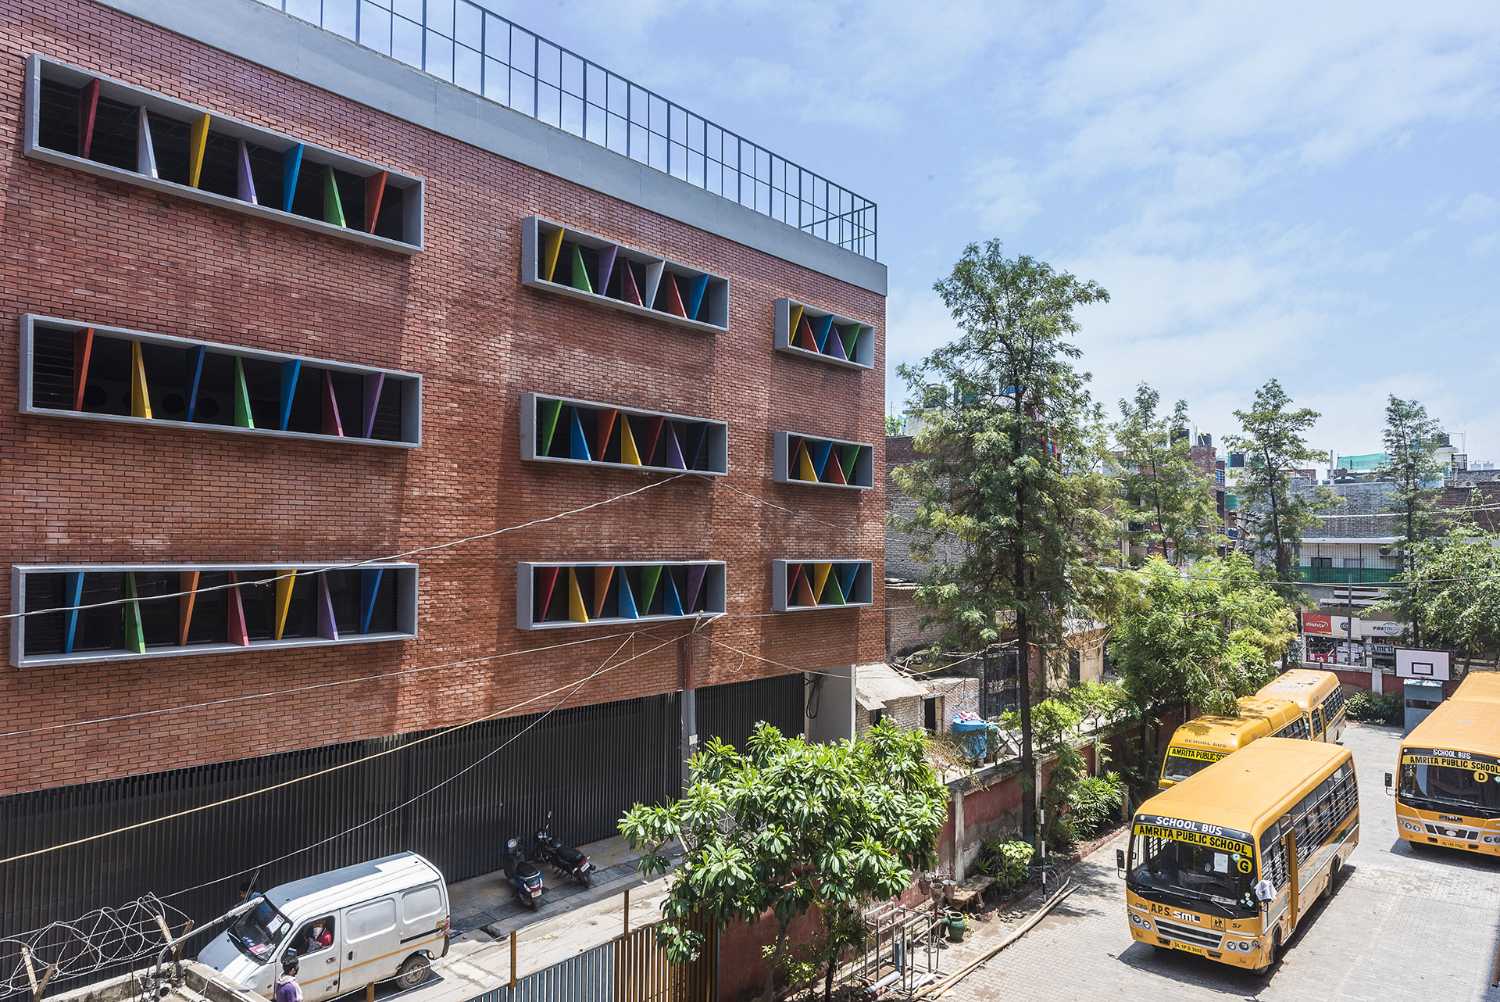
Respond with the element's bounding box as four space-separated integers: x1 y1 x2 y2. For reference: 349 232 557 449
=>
1122 738 1359 973
1158 697 1311 790
1256 669 1347 742
1235 695 1313 740
1389 672 1500 857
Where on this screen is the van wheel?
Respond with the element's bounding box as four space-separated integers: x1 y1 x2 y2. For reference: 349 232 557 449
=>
395 955 431 990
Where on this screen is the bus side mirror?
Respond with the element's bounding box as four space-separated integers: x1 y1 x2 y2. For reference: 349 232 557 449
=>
1115 849 1126 876
1253 879 1275 903
1384 772 1393 796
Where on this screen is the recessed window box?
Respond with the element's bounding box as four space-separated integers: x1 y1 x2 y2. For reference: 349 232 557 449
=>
10 562 418 668
24 54 424 253
772 431 874 490
19 315 421 447
516 561 725 630
773 298 875 369
520 393 726 476
520 216 729 333
772 560 874 611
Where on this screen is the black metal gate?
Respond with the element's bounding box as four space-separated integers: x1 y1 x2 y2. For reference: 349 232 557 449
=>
0 692 680 973
980 648 1020 718
695 673 804 750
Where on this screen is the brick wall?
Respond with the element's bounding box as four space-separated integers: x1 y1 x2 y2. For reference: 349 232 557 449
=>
0 0 885 794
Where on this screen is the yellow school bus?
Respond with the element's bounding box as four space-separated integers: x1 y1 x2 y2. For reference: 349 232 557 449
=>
1158 697 1310 790
1235 695 1313 740
1390 673 1500 857
1256 669 1347 742
1122 738 1359 973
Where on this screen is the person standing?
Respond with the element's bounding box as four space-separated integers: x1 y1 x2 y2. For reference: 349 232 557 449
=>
274 952 302 1002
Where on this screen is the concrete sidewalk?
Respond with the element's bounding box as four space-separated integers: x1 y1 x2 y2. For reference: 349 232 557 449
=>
390 835 677 1002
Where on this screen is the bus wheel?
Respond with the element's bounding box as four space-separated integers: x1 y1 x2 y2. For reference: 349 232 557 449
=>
1255 932 1281 976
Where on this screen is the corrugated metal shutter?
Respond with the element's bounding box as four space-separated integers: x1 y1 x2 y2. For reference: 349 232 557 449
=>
695 673 804 750
0 693 680 992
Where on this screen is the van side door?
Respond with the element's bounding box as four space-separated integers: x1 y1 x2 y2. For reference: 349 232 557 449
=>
399 883 448 957
343 897 400 990
287 917 340 1002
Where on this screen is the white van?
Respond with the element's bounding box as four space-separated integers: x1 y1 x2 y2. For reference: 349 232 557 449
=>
198 853 449 1002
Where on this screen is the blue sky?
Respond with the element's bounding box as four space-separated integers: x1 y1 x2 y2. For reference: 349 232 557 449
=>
501 1 1500 462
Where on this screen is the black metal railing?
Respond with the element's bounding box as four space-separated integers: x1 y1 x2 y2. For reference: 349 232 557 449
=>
257 0 878 258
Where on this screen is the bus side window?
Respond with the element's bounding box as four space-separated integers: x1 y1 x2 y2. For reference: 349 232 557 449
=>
1260 821 1289 890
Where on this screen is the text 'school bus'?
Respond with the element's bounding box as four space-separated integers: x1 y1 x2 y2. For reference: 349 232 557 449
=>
1387 672 1500 857
1158 696 1311 790
1256 669 1348 742
1120 737 1358 974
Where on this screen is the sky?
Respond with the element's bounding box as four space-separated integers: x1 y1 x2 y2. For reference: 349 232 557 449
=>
497 0 1500 462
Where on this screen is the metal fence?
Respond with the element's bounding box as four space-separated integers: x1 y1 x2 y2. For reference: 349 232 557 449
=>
255 0 878 259
473 942 613 1002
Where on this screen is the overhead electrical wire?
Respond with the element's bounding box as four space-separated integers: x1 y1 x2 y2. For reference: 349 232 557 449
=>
0 627 695 869
0 473 687 623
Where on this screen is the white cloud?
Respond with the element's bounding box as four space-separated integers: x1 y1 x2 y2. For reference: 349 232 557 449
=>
884 286 957 407
1451 192 1500 224
968 157 1041 232
1469 233 1500 257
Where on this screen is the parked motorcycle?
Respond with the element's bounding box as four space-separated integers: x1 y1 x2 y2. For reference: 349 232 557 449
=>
502 836 545 909
535 813 594 887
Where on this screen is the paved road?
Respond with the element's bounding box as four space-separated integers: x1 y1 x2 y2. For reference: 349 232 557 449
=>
953 723 1500 1001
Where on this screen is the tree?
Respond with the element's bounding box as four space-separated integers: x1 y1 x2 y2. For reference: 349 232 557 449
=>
1225 379 1336 585
1113 383 1222 566
894 241 1117 853
1402 519 1500 670
1110 554 1296 718
618 721 947 1002
885 413 906 436
1382 396 1445 644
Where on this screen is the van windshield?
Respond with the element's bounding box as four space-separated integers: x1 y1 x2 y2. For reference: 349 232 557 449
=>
228 896 293 963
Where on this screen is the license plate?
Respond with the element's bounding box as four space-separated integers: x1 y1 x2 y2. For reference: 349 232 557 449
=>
1171 942 1208 957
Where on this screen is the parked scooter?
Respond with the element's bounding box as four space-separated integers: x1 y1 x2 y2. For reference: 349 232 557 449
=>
535 813 594 887
502 836 545 909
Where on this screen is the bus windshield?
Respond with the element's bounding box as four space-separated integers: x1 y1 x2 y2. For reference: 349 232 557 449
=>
1128 827 1258 918
227 896 293 963
1400 762 1500 819
1161 752 1220 785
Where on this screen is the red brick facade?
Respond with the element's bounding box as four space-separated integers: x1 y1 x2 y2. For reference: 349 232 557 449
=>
0 0 885 795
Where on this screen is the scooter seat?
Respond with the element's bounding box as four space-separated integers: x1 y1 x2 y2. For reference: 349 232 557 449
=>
556 846 586 867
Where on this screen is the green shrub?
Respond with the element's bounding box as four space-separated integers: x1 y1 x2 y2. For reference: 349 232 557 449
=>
1346 690 1402 725
1067 773 1126 840
977 838 1034 894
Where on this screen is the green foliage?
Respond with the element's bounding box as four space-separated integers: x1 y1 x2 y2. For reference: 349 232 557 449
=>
1346 690 1402 725
976 838 1034 895
1067 774 1126 841
618 721 948 999
1399 518 1500 666
1064 679 1132 730
1225 379 1338 583
1383 397 1445 642
885 413 906 436
1110 554 1296 716
894 241 1118 655
895 241 1117 851
1114 384 1223 566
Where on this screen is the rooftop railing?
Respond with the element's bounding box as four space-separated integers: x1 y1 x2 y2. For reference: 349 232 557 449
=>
257 0 879 259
